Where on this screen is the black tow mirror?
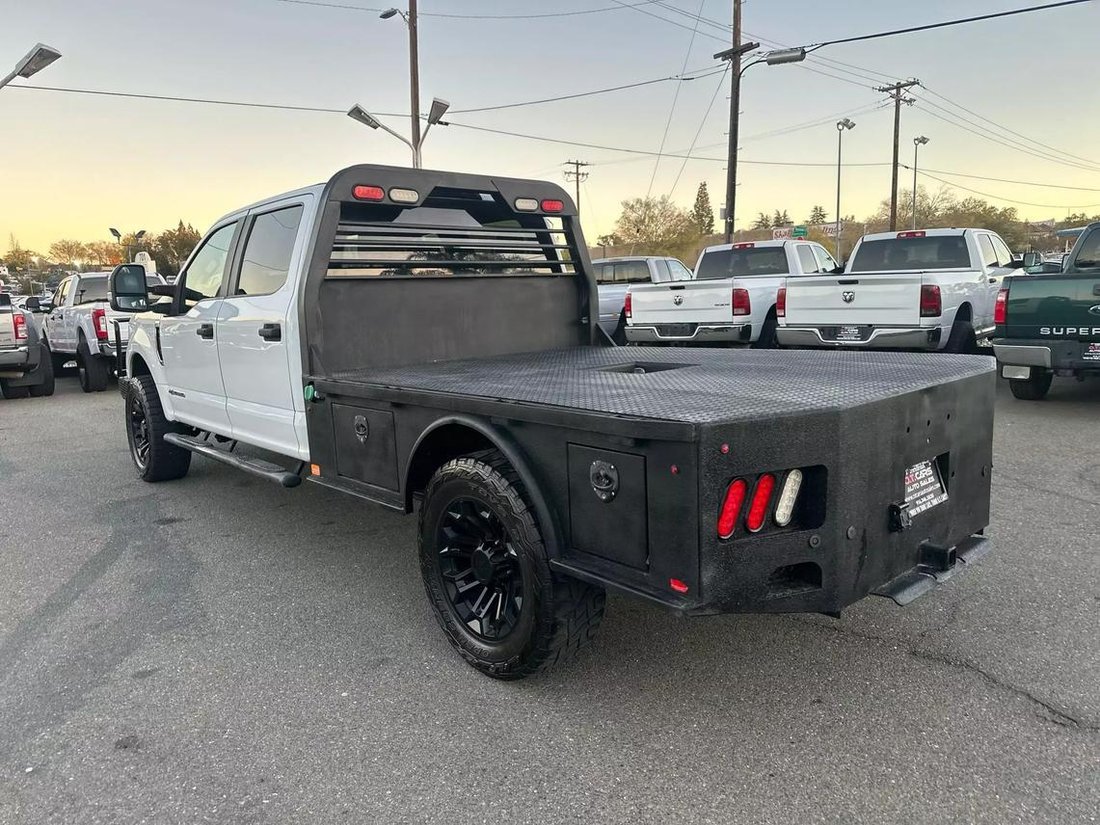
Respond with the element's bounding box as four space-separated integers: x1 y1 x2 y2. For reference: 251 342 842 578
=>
109 264 150 312
24 296 41 311
1020 251 1041 269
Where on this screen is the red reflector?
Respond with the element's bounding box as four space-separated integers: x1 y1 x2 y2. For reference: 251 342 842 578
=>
732 288 750 317
745 474 776 533
776 287 786 318
13 313 27 341
92 307 109 340
540 199 564 213
669 578 690 594
733 242 754 249
717 478 748 539
994 288 1009 325
920 284 941 317
624 291 632 319
352 185 385 201
898 230 926 238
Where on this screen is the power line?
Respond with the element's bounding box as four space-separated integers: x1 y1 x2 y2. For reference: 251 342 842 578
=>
916 169 1100 210
668 64 729 198
270 0 672 19
563 159 591 212
909 165 1100 192
813 0 1091 48
742 101 889 142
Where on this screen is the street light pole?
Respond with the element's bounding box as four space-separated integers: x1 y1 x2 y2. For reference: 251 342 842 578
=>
0 43 62 91
835 118 856 261
381 4 422 167
347 97 450 168
912 136 929 230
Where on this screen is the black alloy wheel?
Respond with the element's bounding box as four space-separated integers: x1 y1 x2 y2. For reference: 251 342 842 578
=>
127 389 152 470
437 497 525 642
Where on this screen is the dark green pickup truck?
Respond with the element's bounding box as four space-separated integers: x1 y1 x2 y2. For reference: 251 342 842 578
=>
993 221 1100 400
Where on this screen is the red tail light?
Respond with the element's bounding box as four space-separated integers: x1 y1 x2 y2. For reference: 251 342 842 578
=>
540 199 564 213
13 313 27 341
776 287 786 318
624 291 632 319
898 230 926 238
745 474 777 533
919 284 941 317
352 184 385 201
732 288 750 317
733 242 755 249
92 307 109 340
994 288 1008 325
717 478 748 539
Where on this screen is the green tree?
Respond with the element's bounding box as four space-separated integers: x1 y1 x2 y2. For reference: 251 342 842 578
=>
3 235 38 273
613 196 695 256
751 212 772 230
690 182 715 235
48 239 88 269
150 221 201 277
84 241 122 267
773 209 791 227
808 205 828 225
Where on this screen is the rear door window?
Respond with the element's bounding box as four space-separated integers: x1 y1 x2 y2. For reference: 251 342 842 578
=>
668 260 693 281
234 205 304 297
653 259 671 283
977 235 998 268
989 235 1014 267
812 245 838 273
795 245 818 273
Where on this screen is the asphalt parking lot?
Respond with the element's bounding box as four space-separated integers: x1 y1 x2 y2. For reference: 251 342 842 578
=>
0 372 1097 824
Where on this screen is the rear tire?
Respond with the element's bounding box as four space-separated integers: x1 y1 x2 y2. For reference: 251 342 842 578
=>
751 312 779 349
611 310 627 346
418 450 605 679
1009 370 1053 401
125 375 192 481
0 379 30 399
28 343 55 397
945 318 977 354
77 339 109 393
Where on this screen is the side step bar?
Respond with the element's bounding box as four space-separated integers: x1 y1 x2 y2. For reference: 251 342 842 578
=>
163 432 303 488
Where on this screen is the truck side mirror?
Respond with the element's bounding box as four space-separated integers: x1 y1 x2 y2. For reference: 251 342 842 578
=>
1021 251 1041 268
109 263 150 312
24 296 40 311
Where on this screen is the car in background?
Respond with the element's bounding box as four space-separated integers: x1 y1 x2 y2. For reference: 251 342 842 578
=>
591 256 693 344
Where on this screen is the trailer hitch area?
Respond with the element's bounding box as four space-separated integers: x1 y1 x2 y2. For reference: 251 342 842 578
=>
888 501 912 533
918 541 957 574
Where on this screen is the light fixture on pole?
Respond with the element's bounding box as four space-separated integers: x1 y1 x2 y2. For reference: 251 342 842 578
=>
109 227 146 262
835 118 856 260
347 96 449 168
912 136 930 230
0 43 62 91
715 43 807 243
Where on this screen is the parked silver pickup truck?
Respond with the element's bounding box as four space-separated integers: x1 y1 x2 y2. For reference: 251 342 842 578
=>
592 256 693 343
0 294 54 399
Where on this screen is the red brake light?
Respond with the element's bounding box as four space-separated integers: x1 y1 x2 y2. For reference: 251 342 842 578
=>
920 284 941 317
733 242 754 249
732 288 750 317
745 474 777 533
624 291 632 319
776 287 786 318
13 313 27 341
898 230 926 239
994 288 1009 325
718 478 748 539
92 307 109 340
352 185 385 201
540 199 564 213
669 578 690 594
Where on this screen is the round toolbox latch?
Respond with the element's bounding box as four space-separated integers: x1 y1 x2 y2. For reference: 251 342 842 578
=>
589 460 619 503
353 414 370 444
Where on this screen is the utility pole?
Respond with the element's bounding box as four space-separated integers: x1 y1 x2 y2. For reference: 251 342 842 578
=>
408 0 421 159
563 159 590 213
716 1 759 244
875 78 919 231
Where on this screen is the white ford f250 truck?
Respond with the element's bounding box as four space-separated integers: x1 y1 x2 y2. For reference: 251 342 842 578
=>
105 164 995 680
777 228 1023 352
625 240 840 348
42 270 167 392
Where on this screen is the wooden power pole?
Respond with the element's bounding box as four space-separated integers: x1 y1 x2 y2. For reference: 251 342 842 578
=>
875 78 919 231
563 159 590 213
716 0 758 244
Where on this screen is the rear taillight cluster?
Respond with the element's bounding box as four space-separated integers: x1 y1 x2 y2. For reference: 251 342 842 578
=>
994 288 1008 325
732 288 750 316
717 469 804 539
624 291 632 319
776 287 786 318
919 284 941 317
92 307 109 340
13 313 27 341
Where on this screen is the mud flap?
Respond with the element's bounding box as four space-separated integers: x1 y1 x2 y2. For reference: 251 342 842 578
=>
872 534 992 606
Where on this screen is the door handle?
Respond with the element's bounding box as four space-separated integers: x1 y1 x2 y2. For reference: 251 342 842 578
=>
1093 284 1100 296
196 323 214 339
988 277 998 283
258 323 281 341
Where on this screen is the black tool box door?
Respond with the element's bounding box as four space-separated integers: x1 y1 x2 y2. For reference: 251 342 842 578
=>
567 444 648 570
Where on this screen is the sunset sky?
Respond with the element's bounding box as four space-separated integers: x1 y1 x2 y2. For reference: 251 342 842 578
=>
2 0 1099 254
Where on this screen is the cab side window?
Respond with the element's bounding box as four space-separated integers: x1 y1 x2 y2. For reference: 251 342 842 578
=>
812 245 838 273
235 206 304 297
179 222 239 306
668 260 694 281
52 278 70 307
990 235 1014 268
977 235 998 268
796 245 819 273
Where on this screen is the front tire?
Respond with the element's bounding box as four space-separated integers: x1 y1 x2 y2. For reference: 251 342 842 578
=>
125 375 192 481
0 379 30 399
77 339 109 392
418 450 605 679
1009 370 1053 400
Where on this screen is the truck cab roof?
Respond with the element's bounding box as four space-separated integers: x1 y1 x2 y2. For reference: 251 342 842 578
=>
858 228 971 243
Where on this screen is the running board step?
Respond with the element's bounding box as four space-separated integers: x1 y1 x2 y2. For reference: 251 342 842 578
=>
163 433 302 488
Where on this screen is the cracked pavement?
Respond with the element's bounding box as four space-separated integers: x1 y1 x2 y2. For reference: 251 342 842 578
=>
0 375 1097 824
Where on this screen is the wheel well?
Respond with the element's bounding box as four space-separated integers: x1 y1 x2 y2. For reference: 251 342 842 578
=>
130 353 151 378
404 423 496 511
956 302 972 323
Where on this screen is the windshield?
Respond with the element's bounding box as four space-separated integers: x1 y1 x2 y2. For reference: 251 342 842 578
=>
696 247 788 280
850 236 972 272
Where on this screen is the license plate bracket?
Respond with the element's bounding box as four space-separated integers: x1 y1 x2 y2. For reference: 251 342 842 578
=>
904 458 948 517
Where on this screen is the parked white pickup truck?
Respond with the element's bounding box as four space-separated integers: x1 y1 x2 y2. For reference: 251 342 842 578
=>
625 240 840 347
592 256 693 343
42 270 166 392
777 228 1023 352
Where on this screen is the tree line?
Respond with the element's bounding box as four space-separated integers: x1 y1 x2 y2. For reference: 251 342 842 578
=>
1 222 202 291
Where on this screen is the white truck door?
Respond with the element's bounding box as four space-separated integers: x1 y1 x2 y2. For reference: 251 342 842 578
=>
984 234 1017 333
216 200 309 458
973 233 1002 330
44 277 70 352
159 220 239 434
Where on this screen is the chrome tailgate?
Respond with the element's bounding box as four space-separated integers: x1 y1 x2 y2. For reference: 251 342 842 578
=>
785 272 925 326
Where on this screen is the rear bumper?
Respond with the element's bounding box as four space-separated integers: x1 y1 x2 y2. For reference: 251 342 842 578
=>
626 323 751 343
993 338 1099 372
0 344 39 374
778 325 942 349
